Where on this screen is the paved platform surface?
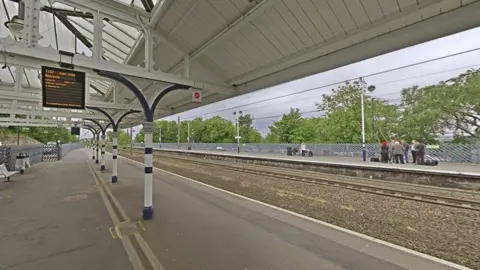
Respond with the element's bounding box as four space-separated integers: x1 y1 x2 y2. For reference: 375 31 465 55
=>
153 148 480 174
98 150 466 270
0 150 132 270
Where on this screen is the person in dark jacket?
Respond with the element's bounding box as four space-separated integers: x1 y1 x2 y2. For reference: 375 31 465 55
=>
380 141 389 163
401 139 410 163
411 140 417 164
416 140 426 165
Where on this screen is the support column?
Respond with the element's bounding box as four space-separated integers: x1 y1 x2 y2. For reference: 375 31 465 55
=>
96 134 99 164
101 134 106 170
143 122 154 220
95 70 190 221
112 131 118 183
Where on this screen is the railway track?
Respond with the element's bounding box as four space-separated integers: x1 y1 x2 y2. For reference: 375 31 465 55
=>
127 151 480 211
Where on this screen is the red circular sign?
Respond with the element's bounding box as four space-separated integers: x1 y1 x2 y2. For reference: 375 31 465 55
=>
194 92 200 99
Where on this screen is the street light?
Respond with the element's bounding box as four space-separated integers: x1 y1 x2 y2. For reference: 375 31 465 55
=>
233 111 242 154
361 84 376 162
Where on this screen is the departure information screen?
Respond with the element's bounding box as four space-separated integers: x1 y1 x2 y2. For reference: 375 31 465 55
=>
42 66 86 109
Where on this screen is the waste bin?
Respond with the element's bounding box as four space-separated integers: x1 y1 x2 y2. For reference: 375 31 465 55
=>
15 153 27 174
24 153 30 168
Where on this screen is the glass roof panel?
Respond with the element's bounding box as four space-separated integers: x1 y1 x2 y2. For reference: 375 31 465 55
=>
1 1 145 96
24 69 41 88
110 21 140 41
115 0 161 11
0 68 14 84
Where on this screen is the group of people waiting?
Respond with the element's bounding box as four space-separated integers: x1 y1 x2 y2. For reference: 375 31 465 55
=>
380 140 426 164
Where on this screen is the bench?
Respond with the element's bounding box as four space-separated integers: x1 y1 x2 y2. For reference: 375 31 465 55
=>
0 163 19 181
216 146 225 151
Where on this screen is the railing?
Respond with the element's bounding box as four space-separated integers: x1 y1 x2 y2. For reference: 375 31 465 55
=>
0 143 84 168
0 144 43 169
59 143 84 159
133 143 480 164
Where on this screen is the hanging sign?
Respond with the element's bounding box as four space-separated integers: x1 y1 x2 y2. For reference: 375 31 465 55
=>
192 89 202 104
41 66 86 109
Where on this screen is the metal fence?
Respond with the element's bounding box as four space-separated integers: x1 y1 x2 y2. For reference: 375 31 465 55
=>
0 143 84 169
59 143 84 159
0 144 43 170
133 143 480 164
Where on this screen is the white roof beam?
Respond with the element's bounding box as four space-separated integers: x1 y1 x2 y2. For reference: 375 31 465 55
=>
169 0 278 73
54 0 150 27
0 109 110 120
1 39 233 94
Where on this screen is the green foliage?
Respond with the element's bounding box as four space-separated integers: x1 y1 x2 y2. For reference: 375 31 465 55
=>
26 127 78 144
267 71 480 144
107 130 132 147
133 114 263 144
0 126 78 144
400 69 480 143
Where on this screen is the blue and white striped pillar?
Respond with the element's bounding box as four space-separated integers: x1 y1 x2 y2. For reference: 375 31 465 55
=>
95 135 99 164
100 134 106 170
111 131 118 183
142 121 154 220
91 140 95 160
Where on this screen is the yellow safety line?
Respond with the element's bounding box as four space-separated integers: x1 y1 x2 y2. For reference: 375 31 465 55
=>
108 227 117 239
114 226 123 239
137 220 146 231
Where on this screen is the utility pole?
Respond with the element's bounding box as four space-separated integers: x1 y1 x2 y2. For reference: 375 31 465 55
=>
130 127 133 156
159 125 162 148
177 116 180 149
233 111 242 154
372 98 376 143
187 121 190 146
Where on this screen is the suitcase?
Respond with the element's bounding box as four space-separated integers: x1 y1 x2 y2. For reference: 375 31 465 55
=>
370 157 380 162
423 160 439 166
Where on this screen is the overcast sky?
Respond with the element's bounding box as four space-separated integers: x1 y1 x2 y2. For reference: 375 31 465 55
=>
158 26 480 135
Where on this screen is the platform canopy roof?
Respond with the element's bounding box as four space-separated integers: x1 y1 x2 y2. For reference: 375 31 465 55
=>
1 0 480 128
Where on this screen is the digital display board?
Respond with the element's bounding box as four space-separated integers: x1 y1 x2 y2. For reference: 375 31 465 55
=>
71 127 80 135
42 66 86 109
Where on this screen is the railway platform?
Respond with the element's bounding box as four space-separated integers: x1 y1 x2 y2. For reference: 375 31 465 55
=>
0 149 132 270
149 148 480 174
145 148 480 191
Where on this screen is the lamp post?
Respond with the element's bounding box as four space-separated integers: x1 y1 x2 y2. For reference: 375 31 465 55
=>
361 84 376 161
159 125 162 148
233 111 242 154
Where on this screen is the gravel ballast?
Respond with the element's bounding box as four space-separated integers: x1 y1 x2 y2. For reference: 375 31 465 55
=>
121 151 480 269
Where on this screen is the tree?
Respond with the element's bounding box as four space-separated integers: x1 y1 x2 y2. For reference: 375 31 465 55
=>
238 114 262 143
25 127 77 143
132 116 263 144
400 69 480 143
267 108 303 143
316 79 400 143
201 116 235 143
107 130 131 146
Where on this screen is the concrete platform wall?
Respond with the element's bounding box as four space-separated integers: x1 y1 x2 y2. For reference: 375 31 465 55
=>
151 148 480 191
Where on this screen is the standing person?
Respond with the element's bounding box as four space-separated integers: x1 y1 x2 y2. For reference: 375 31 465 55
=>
389 139 395 163
392 141 405 164
380 141 389 163
401 139 410 163
416 140 425 165
411 140 417 164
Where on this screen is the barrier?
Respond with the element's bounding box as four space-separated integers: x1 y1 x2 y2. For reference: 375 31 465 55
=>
133 143 480 163
59 143 84 159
